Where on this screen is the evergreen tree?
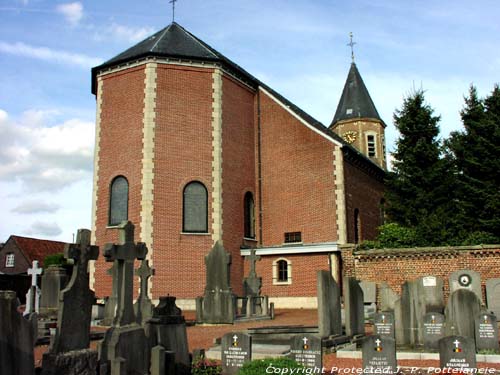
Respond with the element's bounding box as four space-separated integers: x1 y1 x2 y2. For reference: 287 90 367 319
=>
385 90 457 245
446 85 500 243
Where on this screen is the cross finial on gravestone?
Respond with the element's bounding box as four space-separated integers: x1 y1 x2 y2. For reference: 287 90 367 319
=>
169 0 177 22
28 260 43 285
25 260 43 315
245 249 260 278
135 259 155 299
104 221 148 326
347 32 356 63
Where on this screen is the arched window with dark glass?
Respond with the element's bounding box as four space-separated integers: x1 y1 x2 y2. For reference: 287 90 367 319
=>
109 176 128 226
354 208 361 244
183 181 208 233
379 198 386 225
277 259 288 282
244 192 255 239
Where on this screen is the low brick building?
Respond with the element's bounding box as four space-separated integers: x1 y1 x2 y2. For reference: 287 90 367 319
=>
89 22 386 309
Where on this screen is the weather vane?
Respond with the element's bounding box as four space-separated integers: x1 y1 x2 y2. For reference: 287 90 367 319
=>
347 32 356 63
169 0 177 22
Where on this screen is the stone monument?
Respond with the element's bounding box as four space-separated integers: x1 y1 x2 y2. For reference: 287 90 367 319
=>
134 259 155 325
374 312 395 339
102 263 118 325
196 241 236 324
449 269 482 303
362 335 397 375
344 276 365 336
422 312 445 350
221 332 252 375
317 270 342 338
439 336 476 370
24 260 42 316
445 289 483 339
290 335 322 370
40 265 68 318
486 278 500 317
474 312 499 351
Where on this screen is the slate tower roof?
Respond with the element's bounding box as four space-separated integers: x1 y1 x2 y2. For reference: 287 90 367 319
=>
331 63 383 126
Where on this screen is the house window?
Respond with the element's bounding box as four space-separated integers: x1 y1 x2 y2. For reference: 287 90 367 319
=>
109 176 128 226
244 192 255 239
5 253 15 267
273 258 292 285
367 134 377 157
354 208 361 244
284 232 302 243
183 181 208 233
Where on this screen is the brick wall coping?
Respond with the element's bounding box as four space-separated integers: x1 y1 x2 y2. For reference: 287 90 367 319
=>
352 244 500 258
241 242 339 256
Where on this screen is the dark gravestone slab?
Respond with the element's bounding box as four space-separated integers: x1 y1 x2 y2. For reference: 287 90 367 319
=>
374 312 395 339
344 277 365 336
400 276 444 347
394 299 404 346
379 283 398 312
0 290 35 375
290 335 322 370
423 312 445 350
196 241 235 324
40 265 68 318
362 335 397 375
360 281 376 304
445 289 482 339
474 313 499 351
317 270 341 338
439 335 476 370
221 332 251 375
449 269 482 303
486 278 500 318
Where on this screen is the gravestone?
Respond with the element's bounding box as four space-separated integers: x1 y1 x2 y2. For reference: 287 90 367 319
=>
474 313 499 351
317 270 342 338
196 241 236 324
102 263 118 325
486 278 500 317
221 332 251 375
360 281 376 304
449 269 482 303
423 312 445 350
290 335 322 370
134 259 155 325
41 229 99 375
445 289 482 339
0 290 36 375
98 221 149 375
379 283 399 312
400 276 444 346
343 277 365 336
362 335 397 375
439 336 476 370
147 296 190 374
374 312 395 339
25 260 42 316
394 299 404 345
40 265 68 318
243 249 261 297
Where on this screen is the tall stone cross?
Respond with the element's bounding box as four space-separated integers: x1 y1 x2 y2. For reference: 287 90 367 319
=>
24 260 42 315
104 221 147 326
134 259 155 324
50 229 99 353
246 249 260 278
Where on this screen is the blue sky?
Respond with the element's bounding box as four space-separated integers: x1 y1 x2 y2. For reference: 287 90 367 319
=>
1 0 499 242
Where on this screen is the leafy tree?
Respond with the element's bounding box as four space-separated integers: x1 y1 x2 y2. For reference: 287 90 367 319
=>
446 85 500 243
385 90 457 246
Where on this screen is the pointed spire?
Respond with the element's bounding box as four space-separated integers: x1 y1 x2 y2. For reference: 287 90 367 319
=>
330 63 382 126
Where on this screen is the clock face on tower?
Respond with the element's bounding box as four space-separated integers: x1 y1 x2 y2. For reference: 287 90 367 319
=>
342 130 358 144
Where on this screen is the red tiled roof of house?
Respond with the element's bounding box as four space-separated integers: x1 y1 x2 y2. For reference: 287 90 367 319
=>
10 235 68 266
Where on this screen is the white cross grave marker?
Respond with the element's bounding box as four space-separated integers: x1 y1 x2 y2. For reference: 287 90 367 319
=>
24 260 42 316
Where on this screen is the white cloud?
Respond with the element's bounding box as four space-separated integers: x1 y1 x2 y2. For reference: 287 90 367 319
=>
56 2 83 26
0 41 102 68
94 23 155 43
12 201 60 214
0 109 95 192
24 221 63 237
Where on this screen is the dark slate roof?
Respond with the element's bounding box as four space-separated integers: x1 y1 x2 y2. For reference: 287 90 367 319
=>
330 63 382 126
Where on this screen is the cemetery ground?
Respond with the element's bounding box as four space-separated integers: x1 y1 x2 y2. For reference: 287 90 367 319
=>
32 308 500 374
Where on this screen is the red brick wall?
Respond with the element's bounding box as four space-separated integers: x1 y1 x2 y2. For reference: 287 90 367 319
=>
244 253 331 296
259 91 338 246
342 245 500 302
343 158 384 242
152 64 214 299
93 66 146 298
221 75 256 296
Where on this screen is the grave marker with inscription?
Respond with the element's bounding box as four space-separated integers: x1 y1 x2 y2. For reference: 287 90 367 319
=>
362 335 397 375
221 332 251 375
474 313 499 351
439 336 476 370
423 312 445 350
374 312 395 339
449 270 482 303
290 335 322 370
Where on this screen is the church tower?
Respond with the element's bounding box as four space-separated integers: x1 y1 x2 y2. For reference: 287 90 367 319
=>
329 63 387 169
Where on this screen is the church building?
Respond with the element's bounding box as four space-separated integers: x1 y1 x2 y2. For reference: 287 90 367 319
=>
89 22 386 309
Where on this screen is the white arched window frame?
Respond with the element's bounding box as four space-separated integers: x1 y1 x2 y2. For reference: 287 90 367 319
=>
272 258 292 285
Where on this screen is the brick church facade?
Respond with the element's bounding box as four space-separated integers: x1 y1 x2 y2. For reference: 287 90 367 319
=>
89 23 386 309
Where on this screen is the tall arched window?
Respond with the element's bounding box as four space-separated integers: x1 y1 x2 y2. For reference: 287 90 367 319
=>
109 176 128 226
183 181 208 233
354 208 361 244
273 258 292 285
379 198 386 225
244 192 255 239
